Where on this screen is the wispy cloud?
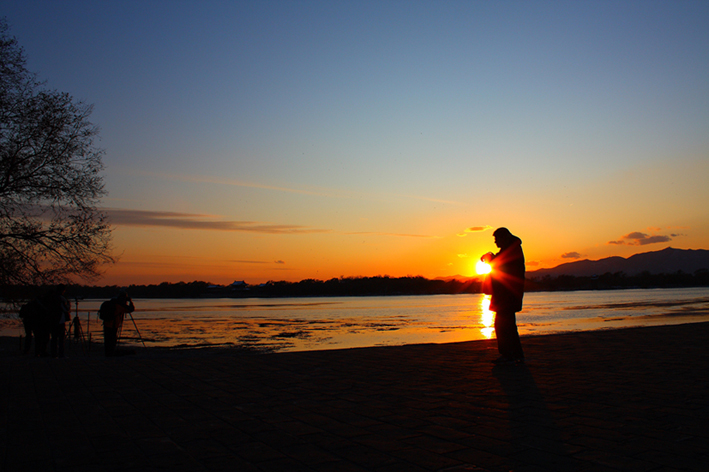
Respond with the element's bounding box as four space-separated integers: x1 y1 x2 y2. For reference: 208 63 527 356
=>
106 209 330 234
344 231 438 238
227 259 290 266
561 252 583 259
608 231 678 246
106 208 438 238
457 225 492 237
136 170 462 206
396 194 465 205
137 171 332 197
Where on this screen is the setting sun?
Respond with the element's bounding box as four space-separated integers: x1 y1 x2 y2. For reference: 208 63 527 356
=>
476 260 492 275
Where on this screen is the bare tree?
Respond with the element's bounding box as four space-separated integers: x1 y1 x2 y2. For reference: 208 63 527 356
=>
1 19 113 289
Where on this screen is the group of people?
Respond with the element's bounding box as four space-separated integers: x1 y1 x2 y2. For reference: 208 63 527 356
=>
19 285 71 357
19 287 136 358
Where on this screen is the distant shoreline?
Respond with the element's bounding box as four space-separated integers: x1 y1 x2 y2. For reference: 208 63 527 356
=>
4 275 708 302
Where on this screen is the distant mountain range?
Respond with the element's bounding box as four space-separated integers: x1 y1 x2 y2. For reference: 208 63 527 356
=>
527 247 709 278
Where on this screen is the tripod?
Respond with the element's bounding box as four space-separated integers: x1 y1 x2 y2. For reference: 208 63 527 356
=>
116 311 146 349
67 316 87 350
65 298 88 355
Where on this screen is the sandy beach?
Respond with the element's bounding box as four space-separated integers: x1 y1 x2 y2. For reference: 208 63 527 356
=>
2 322 708 471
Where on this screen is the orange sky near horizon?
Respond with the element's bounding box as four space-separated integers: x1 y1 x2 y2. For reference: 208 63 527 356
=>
97 201 707 286
96 154 709 286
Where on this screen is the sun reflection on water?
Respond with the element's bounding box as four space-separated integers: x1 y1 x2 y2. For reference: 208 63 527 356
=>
480 295 495 339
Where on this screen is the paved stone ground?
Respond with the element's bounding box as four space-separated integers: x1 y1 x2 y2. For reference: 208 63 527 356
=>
2 322 708 471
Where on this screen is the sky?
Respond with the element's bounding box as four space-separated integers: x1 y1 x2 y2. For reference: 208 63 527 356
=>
3 0 709 285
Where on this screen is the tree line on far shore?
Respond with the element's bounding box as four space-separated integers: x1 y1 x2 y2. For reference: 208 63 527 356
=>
4 270 709 302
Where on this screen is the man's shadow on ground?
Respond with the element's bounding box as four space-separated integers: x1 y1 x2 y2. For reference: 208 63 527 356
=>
492 363 576 470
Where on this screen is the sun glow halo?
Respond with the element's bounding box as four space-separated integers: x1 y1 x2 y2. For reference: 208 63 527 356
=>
475 260 492 275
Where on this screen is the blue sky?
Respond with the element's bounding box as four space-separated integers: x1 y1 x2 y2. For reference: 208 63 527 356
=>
3 0 709 284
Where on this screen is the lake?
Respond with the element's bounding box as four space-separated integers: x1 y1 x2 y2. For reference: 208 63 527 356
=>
3 287 709 352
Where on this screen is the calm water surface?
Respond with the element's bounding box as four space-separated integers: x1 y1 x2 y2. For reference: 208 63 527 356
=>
3 287 709 352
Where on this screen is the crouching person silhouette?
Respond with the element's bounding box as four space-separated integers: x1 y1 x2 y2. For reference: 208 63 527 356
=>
100 291 135 357
482 227 525 364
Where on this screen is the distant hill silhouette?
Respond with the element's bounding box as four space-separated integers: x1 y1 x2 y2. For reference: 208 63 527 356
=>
528 247 709 278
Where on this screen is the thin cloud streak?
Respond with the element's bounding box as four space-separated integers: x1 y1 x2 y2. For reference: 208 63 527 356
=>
561 252 583 259
135 170 460 205
344 231 438 239
106 208 436 238
396 194 465 206
106 209 330 235
115 257 280 267
157 172 332 197
608 231 676 246
457 225 492 237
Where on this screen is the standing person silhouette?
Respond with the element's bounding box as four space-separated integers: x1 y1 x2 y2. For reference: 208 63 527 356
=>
46 285 71 358
482 227 525 364
102 291 135 357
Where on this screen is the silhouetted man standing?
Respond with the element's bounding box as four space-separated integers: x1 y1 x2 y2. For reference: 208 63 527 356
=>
102 291 135 357
482 227 525 363
46 285 70 358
